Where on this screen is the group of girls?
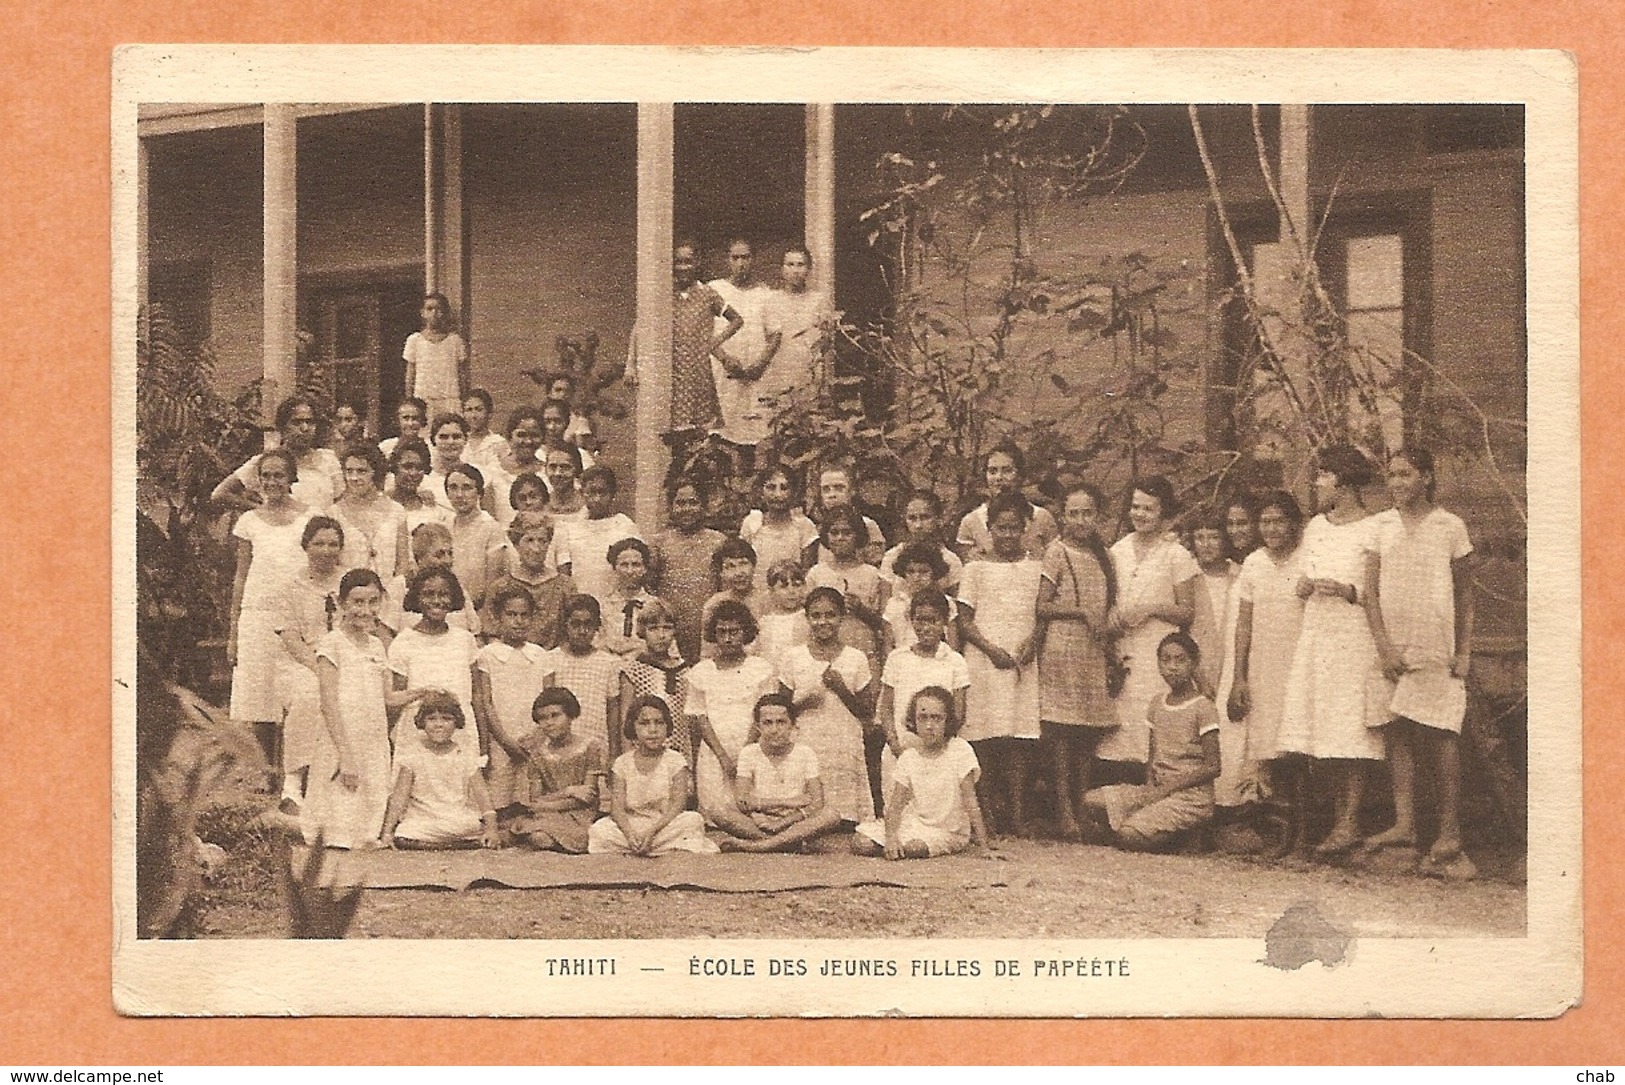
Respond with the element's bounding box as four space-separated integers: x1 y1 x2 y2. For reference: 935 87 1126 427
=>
213 297 1476 870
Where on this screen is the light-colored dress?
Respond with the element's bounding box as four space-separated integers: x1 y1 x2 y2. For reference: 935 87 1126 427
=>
403 330 467 418
1233 546 1307 763
686 656 780 817
231 449 343 512
957 558 1043 742
451 509 507 628
331 497 407 629
1373 506 1474 733
956 502 1059 562
390 733 485 845
387 625 479 732
1104 533 1200 763
270 566 342 774
1037 539 1115 728
555 513 642 603
880 542 964 592
778 644 875 823
735 742 823 828
756 610 811 674
1276 514 1387 760
806 560 886 662
878 643 972 794
740 509 820 592
588 749 719 855
229 506 315 722
302 630 392 849
855 738 980 856
474 640 555 807
709 278 775 445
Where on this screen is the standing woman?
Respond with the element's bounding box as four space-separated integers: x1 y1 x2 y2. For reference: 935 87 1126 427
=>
225 448 314 746
1274 444 1386 858
331 443 408 593
271 516 347 814
211 394 344 513
1035 482 1119 839
1103 476 1198 766
955 441 1059 562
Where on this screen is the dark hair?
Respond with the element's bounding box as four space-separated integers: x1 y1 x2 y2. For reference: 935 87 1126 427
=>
706 598 759 642
301 515 345 549
1130 475 1179 520
892 541 948 581
422 291 456 328
1187 505 1230 538
753 691 799 725
755 462 801 502
340 443 390 489
403 566 466 614
712 537 759 588
560 593 603 634
414 691 465 729
667 474 710 506
543 440 584 474
1390 446 1438 500
782 243 812 268
819 503 870 549
508 473 549 509
274 394 320 433
462 387 494 412
429 412 468 440
257 446 300 484
908 587 951 620
506 404 547 437
580 464 618 494
803 585 847 616
1255 489 1306 548
398 396 429 419
905 685 961 738
1225 492 1259 522
337 568 384 602
489 582 536 617
542 397 574 423
904 488 945 519
1061 482 1117 613
764 558 806 587
446 463 485 495
984 440 1027 480
621 694 674 741
1158 630 1201 665
986 489 1033 527
1316 444 1376 490
607 536 652 568
390 436 431 472
532 686 582 720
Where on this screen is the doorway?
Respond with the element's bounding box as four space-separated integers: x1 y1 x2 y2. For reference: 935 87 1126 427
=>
300 272 425 439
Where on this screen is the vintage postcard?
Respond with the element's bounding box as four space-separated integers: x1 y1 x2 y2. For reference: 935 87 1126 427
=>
111 46 1577 1017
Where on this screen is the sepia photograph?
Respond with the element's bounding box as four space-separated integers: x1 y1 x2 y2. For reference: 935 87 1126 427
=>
112 46 1578 1017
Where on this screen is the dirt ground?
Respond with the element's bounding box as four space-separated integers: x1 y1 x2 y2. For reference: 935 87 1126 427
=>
195 835 1525 941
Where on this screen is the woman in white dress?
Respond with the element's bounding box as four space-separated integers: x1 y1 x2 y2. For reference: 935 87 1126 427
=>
330 444 408 630
1275 445 1387 859
1104 476 1198 766
778 587 877 824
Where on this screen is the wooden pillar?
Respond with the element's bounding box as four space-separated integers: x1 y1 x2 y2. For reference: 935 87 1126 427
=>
633 103 675 530
441 104 467 339
262 104 298 425
423 103 438 295
804 103 837 296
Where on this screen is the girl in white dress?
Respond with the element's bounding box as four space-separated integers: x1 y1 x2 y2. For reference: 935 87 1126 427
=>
954 441 1059 562
1362 448 1478 878
957 491 1044 836
589 696 718 856
226 448 313 729
853 687 994 859
688 599 779 823
779 587 877 824
445 463 507 629
302 571 438 849
1227 491 1308 857
1104 476 1199 766
402 292 469 419
805 505 890 665
1276 445 1387 859
381 694 499 849
387 568 479 749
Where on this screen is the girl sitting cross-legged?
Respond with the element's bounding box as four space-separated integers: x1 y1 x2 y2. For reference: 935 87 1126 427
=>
713 693 845 853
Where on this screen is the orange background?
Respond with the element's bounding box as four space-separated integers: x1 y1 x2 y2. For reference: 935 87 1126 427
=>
2 1 1615 1065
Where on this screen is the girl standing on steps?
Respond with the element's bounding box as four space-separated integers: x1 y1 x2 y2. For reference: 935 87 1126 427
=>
403 292 469 420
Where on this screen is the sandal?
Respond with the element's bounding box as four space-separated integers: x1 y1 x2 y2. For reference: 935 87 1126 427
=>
1420 844 1478 882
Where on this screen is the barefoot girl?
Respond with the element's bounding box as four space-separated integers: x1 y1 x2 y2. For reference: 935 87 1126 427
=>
1275 445 1387 859
302 570 438 849
589 696 718 856
778 587 877 825
716 693 845 852
688 599 780 823
1227 491 1309 856
403 292 469 419
853 687 992 859
381 694 500 850
1036 482 1118 839
957 490 1044 835
1362 448 1477 878
504 687 606 854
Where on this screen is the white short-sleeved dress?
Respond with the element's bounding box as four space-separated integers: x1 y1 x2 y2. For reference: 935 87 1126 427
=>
270 566 342 774
229 506 315 722
403 330 468 418
778 644 874 823
387 624 479 730
390 734 485 844
955 502 1058 562
1373 506 1474 733
856 737 981 856
232 449 343 512
1232 546 1307 763
735 742 822 812
587 749 719 855
301 630 392 849
686 655 780 817
957 558 1043 742
474 639 556 807
1105 533 1200 763
1276 514 1387 760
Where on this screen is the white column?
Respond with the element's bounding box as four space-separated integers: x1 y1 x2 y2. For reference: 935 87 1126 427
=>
423 103 439 294
804 104 836 296
136 139 149 312
633 103 675 530
441 104 466 339
262 104 298 424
